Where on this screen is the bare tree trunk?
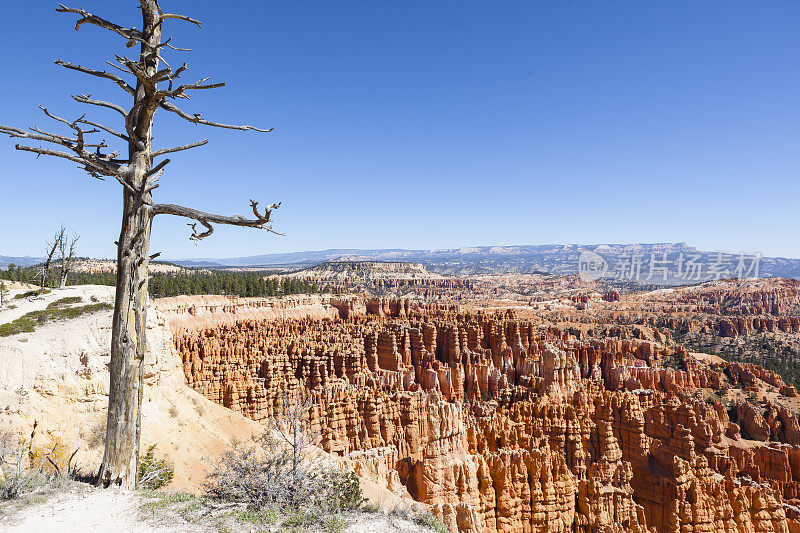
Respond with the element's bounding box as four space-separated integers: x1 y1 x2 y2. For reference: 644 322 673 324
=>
58 231 79 288
97 181 153 488
40 226 64 295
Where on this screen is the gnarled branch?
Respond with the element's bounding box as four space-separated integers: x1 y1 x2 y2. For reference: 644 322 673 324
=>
151 200 282 241
14 144 132 192
158 13 203 29
56 4 144 48
76 118 129 142
14 144 89 166
72 94 128 118
1 119 123 177
159 101 273 132
157 37 191 52
55 60 135 95
151 139 208 157
159 78 225 100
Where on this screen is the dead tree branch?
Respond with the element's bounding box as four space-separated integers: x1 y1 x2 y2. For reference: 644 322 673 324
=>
151 200 282 241
55 60 135 95
151 139 208 157
157 13 203 29
72 94 128 118
159 102 273 132
75 118 129 142
0 113 125 179
56 4 144 47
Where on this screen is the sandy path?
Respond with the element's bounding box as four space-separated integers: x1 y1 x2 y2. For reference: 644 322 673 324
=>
0 488 200 533
0 488 428 533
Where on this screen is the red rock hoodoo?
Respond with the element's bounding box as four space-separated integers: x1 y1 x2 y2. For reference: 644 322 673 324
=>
164 293 800 532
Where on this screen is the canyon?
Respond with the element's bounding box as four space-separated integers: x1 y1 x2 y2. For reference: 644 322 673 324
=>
3 274 800 531
161 276 800 532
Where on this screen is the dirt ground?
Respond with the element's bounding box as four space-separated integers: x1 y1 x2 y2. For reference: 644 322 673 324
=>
0 483 430 533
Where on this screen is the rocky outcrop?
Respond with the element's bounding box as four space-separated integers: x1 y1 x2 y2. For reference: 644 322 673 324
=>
169 298 800 532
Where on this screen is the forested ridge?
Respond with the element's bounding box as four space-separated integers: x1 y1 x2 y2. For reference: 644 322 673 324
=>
1 264 335 298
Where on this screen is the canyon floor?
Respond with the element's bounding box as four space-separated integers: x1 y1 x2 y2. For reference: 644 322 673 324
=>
1 275 800 531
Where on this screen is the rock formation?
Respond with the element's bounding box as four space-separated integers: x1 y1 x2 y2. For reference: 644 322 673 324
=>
165 295 800 532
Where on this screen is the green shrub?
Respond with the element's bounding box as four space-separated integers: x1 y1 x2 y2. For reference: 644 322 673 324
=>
13 290 46 300
47 296 82 308
415 512 447 533
138 444 175 490
361 502 380 513
310 470 366 513
322 515 347 533
236 507 278 526
204 433 292 508
0 471 47 500
283 512 311 527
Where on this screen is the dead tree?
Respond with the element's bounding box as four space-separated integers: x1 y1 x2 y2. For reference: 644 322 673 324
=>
39 226 66 295
0 2 280 488
58 231 80 288
271 389 319 507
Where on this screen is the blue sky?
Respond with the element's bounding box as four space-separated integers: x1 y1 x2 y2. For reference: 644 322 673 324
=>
1 1 798 259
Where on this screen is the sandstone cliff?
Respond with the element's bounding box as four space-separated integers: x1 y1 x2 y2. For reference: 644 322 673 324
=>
168 296 800 532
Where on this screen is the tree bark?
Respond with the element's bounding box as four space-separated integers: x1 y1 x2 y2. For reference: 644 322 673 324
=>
97 177 152 488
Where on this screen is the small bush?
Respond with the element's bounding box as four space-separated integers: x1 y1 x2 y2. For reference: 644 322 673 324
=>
205 432 291 508
87 418 106 449
46 296 82 308
322 515 347 533
236 507 279 526
205 431 365 522
138 444 175 490
283 511 311 527
0 430 80 500
192 397 205 416
90 295 99 303
361 502 380 513
0 471 47 500
415 512 448 533
30 435 78 478
13 290 46 300
309 470 366 513
168 406 179 418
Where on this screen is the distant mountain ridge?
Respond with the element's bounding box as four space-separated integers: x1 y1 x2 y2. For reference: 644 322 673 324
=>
0 256 45 268
173 243 700 267
167 243 800 282
6 244 799 283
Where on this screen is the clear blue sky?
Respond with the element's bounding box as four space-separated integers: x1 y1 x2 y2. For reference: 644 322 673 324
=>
1 1 798 259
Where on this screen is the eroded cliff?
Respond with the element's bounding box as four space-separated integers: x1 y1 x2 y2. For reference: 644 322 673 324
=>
163 294 800 532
